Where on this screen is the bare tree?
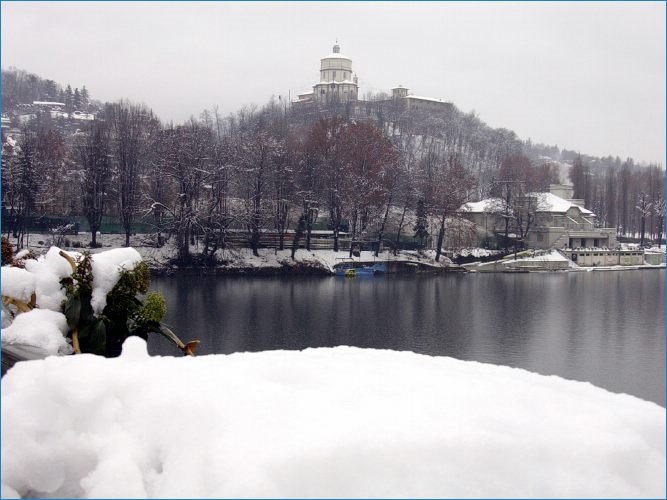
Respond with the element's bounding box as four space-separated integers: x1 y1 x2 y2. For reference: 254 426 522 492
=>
430 154 476 262
307 117 346 252
636 192 652 247
77 121 112 247
653 195 665 248
107 101 157 247
336 121 397 257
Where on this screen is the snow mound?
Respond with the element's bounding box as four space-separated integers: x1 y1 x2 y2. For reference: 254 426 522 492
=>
1 267 36 303
1 309 71 355
90 247 142 314
2 343 664 498
21 247 80 311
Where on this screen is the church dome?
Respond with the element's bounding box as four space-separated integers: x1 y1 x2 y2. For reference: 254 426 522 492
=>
322 41 351 61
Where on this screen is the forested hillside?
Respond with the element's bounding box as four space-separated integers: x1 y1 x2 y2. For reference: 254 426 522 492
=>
2 67 95 112
2 68 664 263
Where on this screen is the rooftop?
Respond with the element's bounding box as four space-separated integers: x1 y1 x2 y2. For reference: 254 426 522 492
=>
462 193 594 215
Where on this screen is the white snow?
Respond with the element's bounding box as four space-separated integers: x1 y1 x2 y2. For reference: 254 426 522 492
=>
405 94 450 104
1 309 71 355
461 198 506 213
32 101 65 106
316 79 357 85
533 192 594 215
1 340 664 498
507 249 570 263
2 246 142 327
321 52 351 60
21 247 80 312
462 193 593 215
453 247 501 258
1 267 36 303
89 248 142 314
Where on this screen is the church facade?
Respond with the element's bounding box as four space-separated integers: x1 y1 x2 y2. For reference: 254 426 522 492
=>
294 42 452 118
296 42 359 106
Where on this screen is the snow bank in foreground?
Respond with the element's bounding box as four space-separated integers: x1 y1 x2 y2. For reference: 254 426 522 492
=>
1 309 71 355
2 342 664 498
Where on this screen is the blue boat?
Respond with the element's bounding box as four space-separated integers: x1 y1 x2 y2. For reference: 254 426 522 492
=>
335 262 386 276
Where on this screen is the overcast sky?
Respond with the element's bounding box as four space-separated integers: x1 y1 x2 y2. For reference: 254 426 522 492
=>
2 1 665 164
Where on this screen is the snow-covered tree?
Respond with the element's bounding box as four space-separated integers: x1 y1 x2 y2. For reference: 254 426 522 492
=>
77 121 112 247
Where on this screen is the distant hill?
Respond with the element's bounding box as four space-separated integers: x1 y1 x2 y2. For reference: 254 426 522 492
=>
1 67 104 137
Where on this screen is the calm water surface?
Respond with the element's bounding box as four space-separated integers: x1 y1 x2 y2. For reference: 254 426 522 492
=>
148 270 665 406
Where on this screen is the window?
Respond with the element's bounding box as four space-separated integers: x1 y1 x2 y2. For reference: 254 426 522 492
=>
333 71 336 79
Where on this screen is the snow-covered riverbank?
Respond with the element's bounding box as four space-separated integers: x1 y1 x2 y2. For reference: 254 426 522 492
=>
9 233 666 275
2 338 664 498
12 233 457 275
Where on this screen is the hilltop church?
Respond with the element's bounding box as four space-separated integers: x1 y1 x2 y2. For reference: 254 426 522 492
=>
294 42 453 114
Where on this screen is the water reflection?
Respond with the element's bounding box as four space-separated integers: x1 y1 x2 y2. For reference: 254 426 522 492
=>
149 271 665 405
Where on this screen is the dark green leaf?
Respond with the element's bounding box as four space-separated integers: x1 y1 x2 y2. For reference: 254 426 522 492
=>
64 295 81 328
77 323 90 340
89 319 106 355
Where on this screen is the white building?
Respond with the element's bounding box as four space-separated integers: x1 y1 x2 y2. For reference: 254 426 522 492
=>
297 42 359 106
391 86 453 112
461 185 617 250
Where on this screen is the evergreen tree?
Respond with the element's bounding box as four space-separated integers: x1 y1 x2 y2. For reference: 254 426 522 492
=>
73 88 81 110
81 86 90 109
14 133 39 248
414 198 429 248
44 79 58 101
64 84 73 112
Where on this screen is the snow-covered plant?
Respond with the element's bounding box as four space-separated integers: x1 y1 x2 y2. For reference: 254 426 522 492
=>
2 247 198 357
61 252 198 357
62 252 100 353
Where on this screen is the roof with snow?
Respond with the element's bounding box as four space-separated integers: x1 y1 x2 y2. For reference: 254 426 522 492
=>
462 193 593 216
404 95 451 104
321 53 351 60
314 80 357 86
461 198 507 213
533 192 593 215
32 101 65 106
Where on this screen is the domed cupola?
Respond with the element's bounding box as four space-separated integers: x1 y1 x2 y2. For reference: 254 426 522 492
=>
313 42 359 105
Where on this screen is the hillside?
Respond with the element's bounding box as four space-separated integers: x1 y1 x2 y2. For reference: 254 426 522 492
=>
1 67 663 259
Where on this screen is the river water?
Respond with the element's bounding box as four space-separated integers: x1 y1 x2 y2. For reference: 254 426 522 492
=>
148 270 665 406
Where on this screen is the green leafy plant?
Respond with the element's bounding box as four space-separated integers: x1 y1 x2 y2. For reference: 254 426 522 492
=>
60 251 198 357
